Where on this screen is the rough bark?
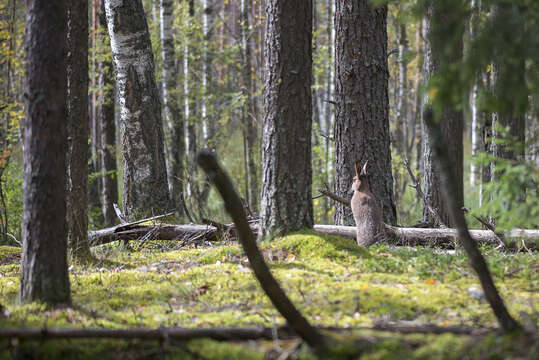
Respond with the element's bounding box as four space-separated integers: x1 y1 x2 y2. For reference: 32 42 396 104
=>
490 5 527 173
20 0 71 305
197 151 328 351
260 0 314 237
104 0 171 221
160 0 185 218
424 108 521 332
421 2 464 227
334 0 396 226
66 0 91 258
240 0 259 212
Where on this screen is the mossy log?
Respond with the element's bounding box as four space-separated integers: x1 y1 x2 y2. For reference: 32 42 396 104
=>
314 224 538 250
88 219 538 250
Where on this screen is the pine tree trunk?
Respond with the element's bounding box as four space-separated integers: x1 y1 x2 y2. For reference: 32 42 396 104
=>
104 0 171 221
21 0 71 305
491 5 526 168
97 0 118 227
240 0 259 212
66 0 91 258
421 2 464 227
259 0 313 237
334 0 396 226
160 0 185 218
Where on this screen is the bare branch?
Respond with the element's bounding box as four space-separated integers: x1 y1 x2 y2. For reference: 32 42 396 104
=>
423 108 521 332
196 151 328 351
403 158 447 228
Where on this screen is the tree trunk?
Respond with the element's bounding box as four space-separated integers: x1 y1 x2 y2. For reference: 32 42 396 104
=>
259 0 313 237
240 0 259 213
104 0 171 221
334 0 396 226
469 0 483 187
97 0 118 227
491 5 526 171
421 2 464 227
160 0 185 219
66 0 91 258
21 0 71 305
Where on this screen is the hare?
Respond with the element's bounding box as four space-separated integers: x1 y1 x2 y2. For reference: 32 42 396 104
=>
351 161 383 247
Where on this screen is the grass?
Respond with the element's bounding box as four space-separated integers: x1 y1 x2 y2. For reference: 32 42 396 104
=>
0 231 537 359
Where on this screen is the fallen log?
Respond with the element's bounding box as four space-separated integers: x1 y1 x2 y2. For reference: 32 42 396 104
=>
313 224 538 250
89 222 538 250
0 323 489 342
0 327 296 341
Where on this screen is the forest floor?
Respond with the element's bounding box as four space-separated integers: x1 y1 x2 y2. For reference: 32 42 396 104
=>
0 231 537 359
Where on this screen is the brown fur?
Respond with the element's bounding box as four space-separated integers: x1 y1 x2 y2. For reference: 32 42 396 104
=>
350 161 383 246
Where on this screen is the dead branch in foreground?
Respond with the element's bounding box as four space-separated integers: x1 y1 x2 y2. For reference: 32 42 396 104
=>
423 108 521 332
0 324 494 341
196 151 328 351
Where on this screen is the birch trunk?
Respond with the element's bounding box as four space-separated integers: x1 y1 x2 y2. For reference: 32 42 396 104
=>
160 0 185 218
104 0 171 221
240 0 259 212
334 0 396 226
469 0 483 187
97 0 118 227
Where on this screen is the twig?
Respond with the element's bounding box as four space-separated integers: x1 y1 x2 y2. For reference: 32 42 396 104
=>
403 158 447 228
113 203 128 224
462 208 506 250
318 185 350 207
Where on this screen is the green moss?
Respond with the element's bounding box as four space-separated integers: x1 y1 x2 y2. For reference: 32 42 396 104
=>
0 232 537 358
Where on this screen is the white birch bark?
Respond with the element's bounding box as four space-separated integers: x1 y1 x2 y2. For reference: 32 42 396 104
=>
104 0 171 220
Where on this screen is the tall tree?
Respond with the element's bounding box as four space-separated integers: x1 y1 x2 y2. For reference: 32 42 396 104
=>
66 0 91 258
97 0 118 227
491 4 527 169
202 0 216 152
240 0 259 212
334 0 396 226
469 0 483 187
160 0 185 218
20 0 71 304
421 1 465 227
104 0 171 220
259 0 313 237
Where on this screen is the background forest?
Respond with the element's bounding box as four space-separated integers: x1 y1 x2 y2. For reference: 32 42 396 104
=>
0 0 538 243
0 0 538 358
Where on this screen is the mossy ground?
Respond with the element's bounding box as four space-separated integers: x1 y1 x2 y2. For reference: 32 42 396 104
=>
0 232 537 359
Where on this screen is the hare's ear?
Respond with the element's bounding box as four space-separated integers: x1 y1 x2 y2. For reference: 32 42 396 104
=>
360 160 368 176
355 161 362 177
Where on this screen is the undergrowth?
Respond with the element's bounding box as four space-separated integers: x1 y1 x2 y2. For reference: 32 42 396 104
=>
0 231 537 359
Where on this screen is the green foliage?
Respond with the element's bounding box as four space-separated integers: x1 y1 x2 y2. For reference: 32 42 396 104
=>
0 156 22 244
472 130 539 230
